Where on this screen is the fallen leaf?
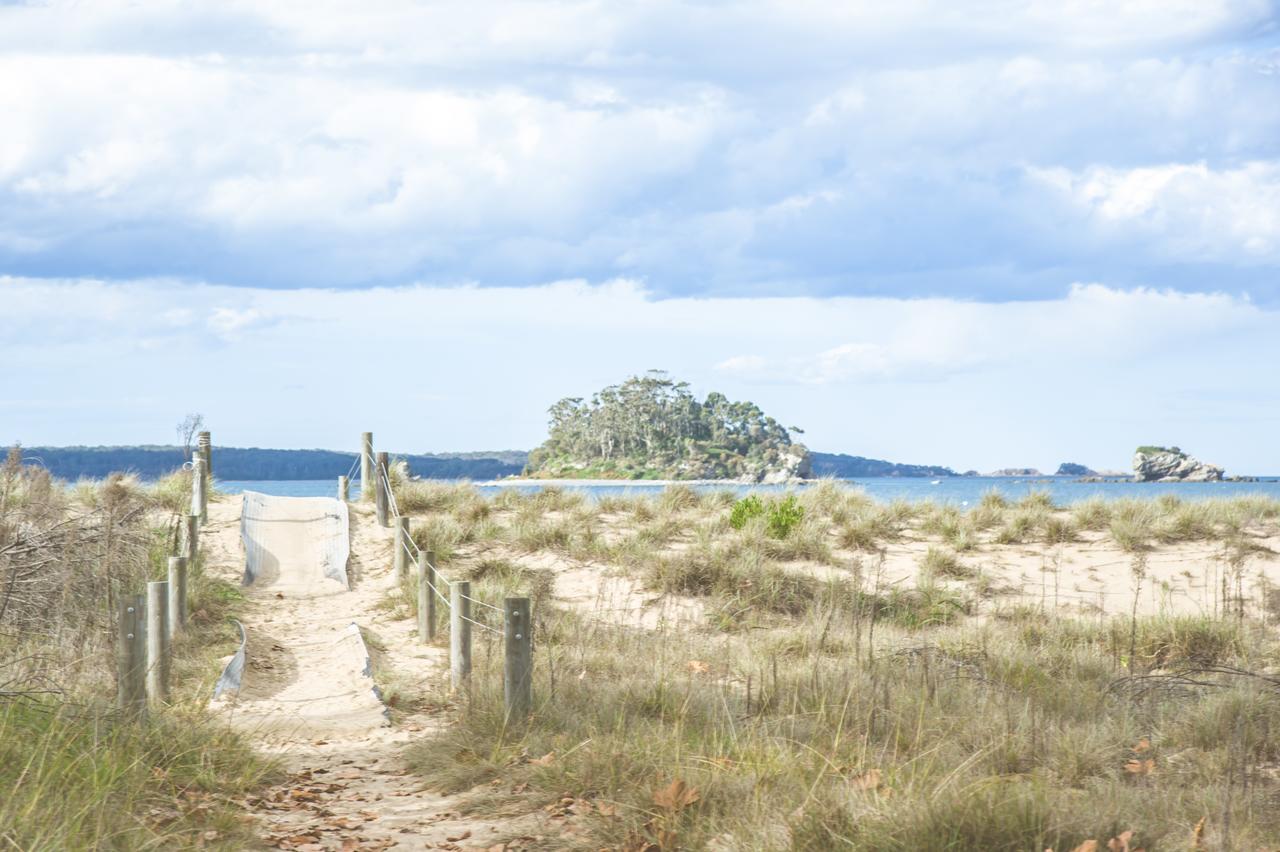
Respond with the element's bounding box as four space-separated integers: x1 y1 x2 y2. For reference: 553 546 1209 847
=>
1123 758 1155 776
1191 816 1207 849
445 830 471 842
652 778 700 812
848 768 883 791
530 752 555 766
1132 738 1151 753
686 660 710 674
1106 831 1134 852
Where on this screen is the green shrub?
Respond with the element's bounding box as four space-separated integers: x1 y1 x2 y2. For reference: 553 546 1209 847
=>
729 495 765 530
765 495 805 539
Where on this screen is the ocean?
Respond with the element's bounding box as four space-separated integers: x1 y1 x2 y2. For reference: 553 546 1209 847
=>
216 476 1280 505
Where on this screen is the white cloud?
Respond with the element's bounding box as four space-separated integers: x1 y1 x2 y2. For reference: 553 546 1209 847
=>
207 306 274 338
713 283 1266 384
0 3 1277 294
1031 161 1280 261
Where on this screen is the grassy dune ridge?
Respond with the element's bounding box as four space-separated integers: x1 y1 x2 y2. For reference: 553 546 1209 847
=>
390 474 1280 850
0 453 272 850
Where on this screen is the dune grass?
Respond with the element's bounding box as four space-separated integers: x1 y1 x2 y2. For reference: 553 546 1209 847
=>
406 599 1280 851
1 453 272 849
381 479 1280 849
0 700 267 850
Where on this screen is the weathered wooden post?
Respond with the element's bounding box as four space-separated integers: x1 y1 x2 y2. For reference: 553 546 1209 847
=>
375 451 390 527
192 456 207 525
186 513 199 565
394 516 410 580
167 556 187 637
117 594 146 716
361 433 374 502
197 430 212 475
418 550 437 643
451 581 472 689
338 475 349 502
504 597 532 720
146 581 170 704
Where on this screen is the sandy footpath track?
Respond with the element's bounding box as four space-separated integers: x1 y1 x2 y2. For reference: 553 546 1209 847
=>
203 496 539 851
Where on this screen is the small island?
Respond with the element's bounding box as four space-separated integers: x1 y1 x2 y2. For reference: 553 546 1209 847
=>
524 371 811 482
1132 446 1224 482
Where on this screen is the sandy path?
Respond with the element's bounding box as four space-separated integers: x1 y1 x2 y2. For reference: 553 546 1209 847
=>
204 496 538 851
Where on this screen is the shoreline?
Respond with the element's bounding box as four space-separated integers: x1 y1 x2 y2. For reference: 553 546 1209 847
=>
474 477 785 487
470 476 1279 487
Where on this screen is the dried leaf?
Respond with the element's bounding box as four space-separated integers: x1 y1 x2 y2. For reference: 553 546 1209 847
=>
1123 758 1155 776
652 778 700 812
686 660 710 674
1106 831 1134 852
1191 816 1207 849
446 830 471 842
530 751 556 766
848 768 883 791
1132 738 1151 753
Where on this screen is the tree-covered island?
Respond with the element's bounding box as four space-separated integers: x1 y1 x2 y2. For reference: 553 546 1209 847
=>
523 371 812 482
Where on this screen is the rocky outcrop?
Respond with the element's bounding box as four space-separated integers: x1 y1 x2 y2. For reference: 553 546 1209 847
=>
1132 447 1224 482
1055 463 1096 476
989 468 1043 477
748 445 813 484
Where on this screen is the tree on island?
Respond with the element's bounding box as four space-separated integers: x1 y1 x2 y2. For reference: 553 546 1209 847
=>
526 371 810 481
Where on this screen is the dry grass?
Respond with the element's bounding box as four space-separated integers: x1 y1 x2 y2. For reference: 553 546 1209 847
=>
0 450 272 849
384 479 1280 850
406 599 1280 851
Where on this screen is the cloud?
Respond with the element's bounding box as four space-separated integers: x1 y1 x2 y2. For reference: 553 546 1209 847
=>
714 283 1266 384
0 3 1278 298
207 306 276 339
1029 161 1280 262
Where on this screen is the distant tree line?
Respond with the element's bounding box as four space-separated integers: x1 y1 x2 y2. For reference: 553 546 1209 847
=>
808 452 956 478
18 446 524 481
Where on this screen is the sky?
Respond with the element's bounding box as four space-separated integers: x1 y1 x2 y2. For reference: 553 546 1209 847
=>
2 1 1279 473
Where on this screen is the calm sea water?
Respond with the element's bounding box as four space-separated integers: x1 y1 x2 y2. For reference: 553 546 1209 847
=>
217 476 1280 505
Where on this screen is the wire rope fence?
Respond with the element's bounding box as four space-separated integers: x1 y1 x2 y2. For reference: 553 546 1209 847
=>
348 434 533 720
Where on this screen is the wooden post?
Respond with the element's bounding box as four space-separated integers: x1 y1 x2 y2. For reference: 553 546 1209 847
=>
504 597 532 720
117 594 146 716
394 516 410 581
375 451 390 527
361 433 374 502
186 513 199 565
422 551 438 642
167 556 187 637
146 581 170 705
451 581 472 689
338 475 349 502
191 456 207 525
197 430 212 476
